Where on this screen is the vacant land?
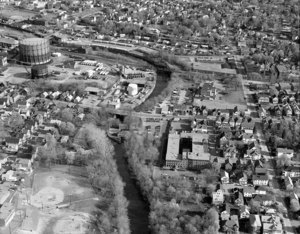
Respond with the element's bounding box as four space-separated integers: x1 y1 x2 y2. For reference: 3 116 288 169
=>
15 165 98 234
0 7 36 20
88 49 150 68
223 89 246 106
1 66 31 83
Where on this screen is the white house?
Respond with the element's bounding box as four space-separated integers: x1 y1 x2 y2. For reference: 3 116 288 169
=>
2 170 18 182
212 189 224 205
277 148 294 159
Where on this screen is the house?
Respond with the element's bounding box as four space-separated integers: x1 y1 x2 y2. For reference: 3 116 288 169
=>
242 133 255 144
239 205 250 219
241 121 255 134
219 109 231 118
262 222 283 234
235 118 243 127
212 189 224 205
235 192 244 206
250 214 262 234
246 148 261 160
16 158 32 172
277 148 294 159
220 135 230 148
60 135 69 143
2 170 18 182
255 186 267 195
0 55 7 66
255 167 267 175
284 176 293 190
238 173 248 186
5 137 21 152
283 165 300 178
261 215 282 234
252 174 269 186
0 202 15 227
258 94 270 105
201 82 217 100
224 145 238 158
253 194 274 206
221 204 231 221
0 98 7 108
243 186 255 198
223 215 239 234
265 208 277 215
289 192 299 209
276 65 289 80
272 96 279 104
224 158 236 172
221 170 229 184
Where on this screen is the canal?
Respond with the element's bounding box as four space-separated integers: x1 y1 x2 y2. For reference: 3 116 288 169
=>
113 144 151 234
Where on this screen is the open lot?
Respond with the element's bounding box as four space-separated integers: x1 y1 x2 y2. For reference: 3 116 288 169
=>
31 166 97 212
13 165 98 234
1 66 31 83
0 6 55 21
0 7 36 20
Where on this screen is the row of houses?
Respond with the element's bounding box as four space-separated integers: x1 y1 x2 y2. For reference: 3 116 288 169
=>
0 83 59 228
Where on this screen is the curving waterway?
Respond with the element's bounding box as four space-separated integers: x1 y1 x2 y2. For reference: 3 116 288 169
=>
113 144 151 234
0 24 167 233
111 68 171 234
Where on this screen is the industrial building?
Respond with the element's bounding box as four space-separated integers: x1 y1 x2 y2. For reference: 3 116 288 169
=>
165 131 211 170
19 38 51 66
0 38 18 49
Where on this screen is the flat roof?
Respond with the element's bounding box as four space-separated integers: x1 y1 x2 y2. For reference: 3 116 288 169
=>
166 132 210 161
85 86 101 92
166 133 180 161
185 132 210 161
193 62 237 74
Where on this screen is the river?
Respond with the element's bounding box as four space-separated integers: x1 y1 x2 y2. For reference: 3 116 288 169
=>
113 144 151 234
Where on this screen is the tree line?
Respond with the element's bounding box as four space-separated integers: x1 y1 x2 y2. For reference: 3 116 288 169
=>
75 124 130 234
124 131 219 234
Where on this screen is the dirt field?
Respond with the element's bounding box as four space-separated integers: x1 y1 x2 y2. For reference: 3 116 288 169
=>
0 7 36 20
17 165 99 234
1 66 31 83
0 6 55 21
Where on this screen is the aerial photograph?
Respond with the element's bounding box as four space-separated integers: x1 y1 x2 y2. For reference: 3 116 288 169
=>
0 0 299 234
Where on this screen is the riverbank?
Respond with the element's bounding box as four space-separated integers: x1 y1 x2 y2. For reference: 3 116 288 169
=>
114 144 151 234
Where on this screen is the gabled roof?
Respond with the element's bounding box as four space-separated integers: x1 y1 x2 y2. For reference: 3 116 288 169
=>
243 186 255 194
253 174 268 181
221 170 229 178
0 98 6 105
240 205 249 213
250 214 261 227
5 137 20 144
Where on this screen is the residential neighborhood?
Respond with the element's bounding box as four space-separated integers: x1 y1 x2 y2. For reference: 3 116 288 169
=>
0 0 299 234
